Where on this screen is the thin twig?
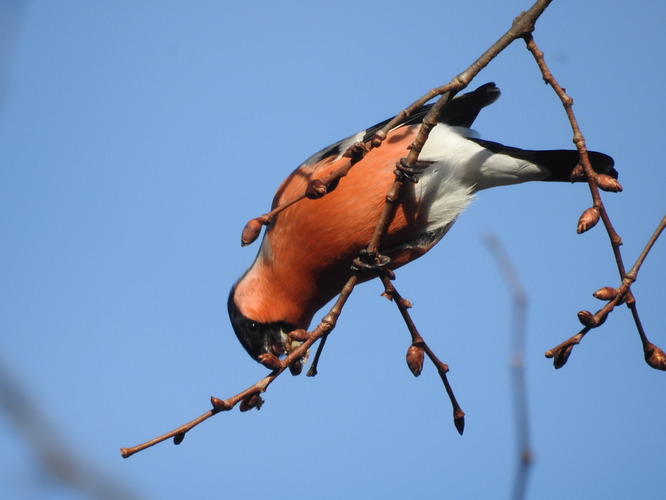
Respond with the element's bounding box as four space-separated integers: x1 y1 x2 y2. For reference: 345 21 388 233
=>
545 214 665 369
0 356 144 498
616 215 665 369
121 274 361 458
483 234 533 500
379 274 465 434
524 35 664 368
307 273 361 377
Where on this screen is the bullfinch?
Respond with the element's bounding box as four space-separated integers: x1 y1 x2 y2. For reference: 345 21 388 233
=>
228 83 616 361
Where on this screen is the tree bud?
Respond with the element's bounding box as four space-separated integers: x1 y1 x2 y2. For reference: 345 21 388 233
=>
644 343 666 371
596 174 622 192
288 329 310 342
241 218 264 246
257 352 283 371
406 345 425 377
577 310 598 327
240 394 264 412
577 207 600 234
454 409 465 435
210 396 232 411
371 131 386 148
305 179 328 199
288 358 304 376
546 343 575 369
343 141 369 162
570 163 585 181
593 286 618 301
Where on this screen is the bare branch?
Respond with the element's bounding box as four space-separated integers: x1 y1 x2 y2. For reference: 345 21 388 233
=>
484 234 533 500
544 214 664 368
524 35 664 368
379 274 465 434
0 355 144 498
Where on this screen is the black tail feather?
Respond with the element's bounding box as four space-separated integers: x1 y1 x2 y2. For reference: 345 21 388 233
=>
469 137 617 182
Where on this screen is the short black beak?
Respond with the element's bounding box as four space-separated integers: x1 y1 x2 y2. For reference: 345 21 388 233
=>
227 288 294 361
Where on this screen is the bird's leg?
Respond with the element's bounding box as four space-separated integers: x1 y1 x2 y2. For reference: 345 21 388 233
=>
379 273 465 435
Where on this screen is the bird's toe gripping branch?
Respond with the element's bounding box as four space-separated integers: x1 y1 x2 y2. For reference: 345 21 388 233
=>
351 249 392 272
394 157 431 184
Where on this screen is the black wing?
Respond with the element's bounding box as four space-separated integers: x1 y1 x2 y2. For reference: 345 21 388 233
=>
300 82 500 167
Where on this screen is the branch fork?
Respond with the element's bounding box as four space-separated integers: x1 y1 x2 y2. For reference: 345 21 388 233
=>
523 34 664 371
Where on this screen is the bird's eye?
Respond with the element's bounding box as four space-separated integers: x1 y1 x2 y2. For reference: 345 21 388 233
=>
247 321 259 333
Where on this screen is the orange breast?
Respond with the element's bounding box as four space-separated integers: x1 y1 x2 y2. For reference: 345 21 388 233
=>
255 125 431 324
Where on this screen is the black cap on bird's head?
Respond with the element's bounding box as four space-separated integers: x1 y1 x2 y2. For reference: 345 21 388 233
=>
227 287 296 362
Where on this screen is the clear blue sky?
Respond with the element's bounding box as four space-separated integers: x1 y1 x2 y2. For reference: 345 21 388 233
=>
1 1 664 499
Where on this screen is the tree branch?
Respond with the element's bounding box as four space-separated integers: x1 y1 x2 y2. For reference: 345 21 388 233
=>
484 234 533 500
523 35 665 369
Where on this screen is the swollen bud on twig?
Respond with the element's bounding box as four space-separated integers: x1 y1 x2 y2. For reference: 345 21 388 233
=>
398 297 413 309
241 218 265 246
210 396 232 411
288 358 304 376
173 432 185 445
343 141 369 163
577 207 600 234
257 352 283 371
406 345 425 377
570 163 585 181
546 344 575 369
596 174 623 192
239 394 264 412
644 342 666 371
577 310 598 327
593 286 618 301
454 409 465 435
305 179 328 199
371 130 386 149
288 329 310 342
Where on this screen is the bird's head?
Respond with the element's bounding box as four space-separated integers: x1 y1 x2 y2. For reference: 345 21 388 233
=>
227 287 296 361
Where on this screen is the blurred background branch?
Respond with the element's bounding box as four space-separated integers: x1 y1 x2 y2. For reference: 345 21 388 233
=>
484 234 533 500
0 354 144 499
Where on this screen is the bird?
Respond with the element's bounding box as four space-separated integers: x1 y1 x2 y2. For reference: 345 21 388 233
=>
228 83 616 362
